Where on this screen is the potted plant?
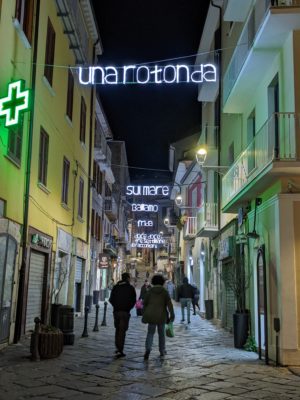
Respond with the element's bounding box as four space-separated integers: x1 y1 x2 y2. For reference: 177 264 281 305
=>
31 323 64 359
222 262 251 348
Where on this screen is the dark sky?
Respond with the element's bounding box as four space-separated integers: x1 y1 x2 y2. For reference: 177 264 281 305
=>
92 0 210 181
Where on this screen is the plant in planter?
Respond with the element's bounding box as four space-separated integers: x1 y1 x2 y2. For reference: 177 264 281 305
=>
222 262 251 348
31 323 64 359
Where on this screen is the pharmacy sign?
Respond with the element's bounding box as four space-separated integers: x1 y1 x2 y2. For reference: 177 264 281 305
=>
0 80 30 127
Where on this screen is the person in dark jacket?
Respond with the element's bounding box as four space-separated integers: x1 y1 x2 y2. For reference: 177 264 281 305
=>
109 272 136 358
191 284 200 315
178 277 194 324
142 274 175 360
139 280 151 301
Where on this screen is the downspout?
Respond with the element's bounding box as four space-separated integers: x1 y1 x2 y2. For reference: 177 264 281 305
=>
211 0 222 234
14 0 41 343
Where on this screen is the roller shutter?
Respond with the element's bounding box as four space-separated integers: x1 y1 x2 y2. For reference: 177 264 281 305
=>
26 251 46 331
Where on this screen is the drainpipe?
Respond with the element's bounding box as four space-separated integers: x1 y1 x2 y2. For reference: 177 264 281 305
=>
211 1 222 234
14 0 41 343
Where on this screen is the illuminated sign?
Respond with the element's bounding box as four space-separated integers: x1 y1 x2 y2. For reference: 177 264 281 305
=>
132 203 159 212
79 64 217 85
126 185 169 197
132 233 166 249
0 80 30 127
137 220 153 227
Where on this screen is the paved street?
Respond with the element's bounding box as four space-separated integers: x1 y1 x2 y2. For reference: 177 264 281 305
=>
0 302 300 400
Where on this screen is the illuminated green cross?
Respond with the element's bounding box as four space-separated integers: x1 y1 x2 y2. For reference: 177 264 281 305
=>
0 80 30 127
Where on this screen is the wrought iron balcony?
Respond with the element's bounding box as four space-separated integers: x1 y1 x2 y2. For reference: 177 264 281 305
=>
94 121 107 162
197 203 218 237
222 112 300 212
183 217 197 239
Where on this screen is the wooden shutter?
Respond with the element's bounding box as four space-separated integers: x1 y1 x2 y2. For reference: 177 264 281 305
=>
79 97 86 143
44 18 56 85
66 68 74 120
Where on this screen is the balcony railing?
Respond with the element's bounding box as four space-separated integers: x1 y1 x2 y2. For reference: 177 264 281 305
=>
222 112 298 208
197 203 218 233
184 217 197 238
104 235 116 250
94 120 107 161
104 197 118 220
223 0 300 106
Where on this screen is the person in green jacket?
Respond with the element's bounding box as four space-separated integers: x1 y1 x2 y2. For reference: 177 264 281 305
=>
142 274 175 360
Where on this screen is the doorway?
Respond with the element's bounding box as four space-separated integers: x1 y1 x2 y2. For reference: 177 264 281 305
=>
256 245 269 364
268 75 279 159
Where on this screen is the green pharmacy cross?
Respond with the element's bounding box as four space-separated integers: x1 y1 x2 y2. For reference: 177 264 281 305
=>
0 80 30 127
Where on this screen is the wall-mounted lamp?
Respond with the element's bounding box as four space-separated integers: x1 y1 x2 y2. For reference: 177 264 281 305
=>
175 194 183 206
163 218 169 226
196 147 207 166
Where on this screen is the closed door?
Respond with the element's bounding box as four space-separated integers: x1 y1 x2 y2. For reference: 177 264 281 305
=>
0 235 17 342
74 258 83 312
26 251 46 331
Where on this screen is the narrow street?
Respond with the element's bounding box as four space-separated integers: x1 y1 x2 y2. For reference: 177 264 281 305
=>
1 276 300 400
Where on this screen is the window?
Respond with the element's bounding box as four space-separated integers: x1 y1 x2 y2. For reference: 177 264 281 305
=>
79 97 86 143
66 68 74 120
78 177 84 218
7 117 23 165
15 0 34 43
38 128 49 186
44 18 56 86
61 157 70 205
91 209 95 237
0 199 5 217
96 214 101 241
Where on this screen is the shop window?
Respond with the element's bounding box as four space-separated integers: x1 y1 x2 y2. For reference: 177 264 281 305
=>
7 117 23 166
15 0 34 44
38 128 49 186
79 97 86 143
66 68 74 121
78 177 84 219
44 18 56 86
61 157 70 205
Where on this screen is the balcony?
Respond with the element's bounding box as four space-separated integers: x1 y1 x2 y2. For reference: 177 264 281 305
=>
104 235 117 255
223 0 300 112
183 217 197 239
94 121 107 162
222 113 300 212
197 203 219 237
104 197 118 221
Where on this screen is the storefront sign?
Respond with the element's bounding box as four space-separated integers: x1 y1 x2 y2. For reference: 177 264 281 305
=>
131 203 158 212
99 253 110 268
218 237 233 260
126 185 169 196
79 63 217 86
31 233 52 249
0 80 30 127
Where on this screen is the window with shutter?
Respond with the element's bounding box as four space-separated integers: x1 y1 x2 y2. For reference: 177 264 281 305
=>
78 177 84 218
79 97 86 143
44 18 56 86
66 68 74 120
7 117 23 166
38 128 49 186
62 157 70 204
15 0 34 44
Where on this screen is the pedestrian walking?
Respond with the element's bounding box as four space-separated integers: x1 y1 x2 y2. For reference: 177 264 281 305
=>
109 272 136 358
178 277 194 324
191 284 200 315
142 274 175 360
146 271 150 279
166 280 175 299
139 280 151 301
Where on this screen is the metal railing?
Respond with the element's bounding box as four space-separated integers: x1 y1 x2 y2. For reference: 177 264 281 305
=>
184 217 197 237
197 202 218 231
94 120 107 159
223 0 300 105
222 112 298 208
104 197 118 216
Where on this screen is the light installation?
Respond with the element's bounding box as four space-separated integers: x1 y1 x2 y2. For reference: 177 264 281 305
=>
132 233 166 249
131 203 158 212
0 80 30 127
126 185 169 196
137 220 153 227
79 64 217 85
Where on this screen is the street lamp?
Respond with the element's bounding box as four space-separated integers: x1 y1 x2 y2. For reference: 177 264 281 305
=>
196 147 207 166
175 193 183 206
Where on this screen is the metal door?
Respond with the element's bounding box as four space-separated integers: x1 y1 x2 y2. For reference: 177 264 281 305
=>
74 258 83 312
257 245 269 364
26 251 46 331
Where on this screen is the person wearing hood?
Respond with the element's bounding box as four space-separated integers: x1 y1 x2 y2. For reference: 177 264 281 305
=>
178 277 194 324
142 274 175 360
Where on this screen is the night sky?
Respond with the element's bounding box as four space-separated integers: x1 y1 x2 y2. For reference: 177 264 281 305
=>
92 0 210 181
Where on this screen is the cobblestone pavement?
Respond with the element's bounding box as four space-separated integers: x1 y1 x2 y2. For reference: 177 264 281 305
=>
0 302 300 400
